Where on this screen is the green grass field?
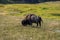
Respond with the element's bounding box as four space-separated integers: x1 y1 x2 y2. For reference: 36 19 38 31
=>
0 1 60 40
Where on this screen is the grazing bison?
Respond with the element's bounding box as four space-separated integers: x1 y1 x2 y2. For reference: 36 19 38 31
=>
21 14 43 27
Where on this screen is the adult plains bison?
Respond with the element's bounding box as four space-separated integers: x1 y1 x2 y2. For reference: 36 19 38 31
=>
21 14 43 27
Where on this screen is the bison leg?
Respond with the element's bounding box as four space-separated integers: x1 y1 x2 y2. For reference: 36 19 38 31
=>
27 20 32 26
36 22 39 27
39 21 41 27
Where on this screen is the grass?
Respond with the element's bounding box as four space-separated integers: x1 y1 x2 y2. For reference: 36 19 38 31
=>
0 2 60 18
0 1 60 40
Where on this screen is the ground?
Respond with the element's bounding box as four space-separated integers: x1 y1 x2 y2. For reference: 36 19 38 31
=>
0 1 60 40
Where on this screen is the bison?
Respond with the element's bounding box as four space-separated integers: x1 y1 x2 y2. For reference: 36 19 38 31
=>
21 14 43 27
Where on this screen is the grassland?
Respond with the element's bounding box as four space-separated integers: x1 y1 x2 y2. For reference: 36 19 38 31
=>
0 1 60 40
